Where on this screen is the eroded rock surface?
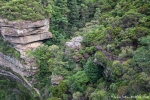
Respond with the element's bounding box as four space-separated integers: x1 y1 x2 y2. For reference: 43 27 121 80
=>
65 36 83 56
0 18 52 76
65 36 83 50
0 52 40 97
0 18 52 44
0 18 51 38
51 75 64 85
0 18 52 98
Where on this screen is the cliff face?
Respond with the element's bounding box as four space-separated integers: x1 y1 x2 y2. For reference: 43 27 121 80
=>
0 18 52 97
0 18 52 76
0 18 51 44
0 51 41 97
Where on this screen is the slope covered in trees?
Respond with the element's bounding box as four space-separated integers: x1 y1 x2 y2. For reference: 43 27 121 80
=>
0 0 150 100
0 0 52 21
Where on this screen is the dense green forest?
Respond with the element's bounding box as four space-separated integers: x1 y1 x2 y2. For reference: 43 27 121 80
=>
0 0 150 100
0 76 35 100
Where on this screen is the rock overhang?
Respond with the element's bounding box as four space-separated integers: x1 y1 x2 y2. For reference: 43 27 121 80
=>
0 18 52 44
0 18 52 76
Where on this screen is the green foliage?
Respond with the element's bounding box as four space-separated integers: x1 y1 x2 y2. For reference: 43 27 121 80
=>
67 71 89 93
72 92 83 100
29 44 51 78
136 94 150 100
133 36 150 74
0 35 20 60
89 90 109 100
82 25 106 46
28 44 67 92
79 46 96 55
48 0 98 44
50 81 67 98
84 58 102 83
139 35 150 46
0 77 35 100
0 0 53 21
118 46 133 59
1 0 150 99
29 44 65 78
68 0 80 27
85 87 95 99
111 60 123 77
95 51 107 66
47 0 150 99
121 9 142 29
47 97 62 100
133 46 150 74
49 0 69 43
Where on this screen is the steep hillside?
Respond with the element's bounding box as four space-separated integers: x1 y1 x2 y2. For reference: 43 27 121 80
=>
0 0 150 100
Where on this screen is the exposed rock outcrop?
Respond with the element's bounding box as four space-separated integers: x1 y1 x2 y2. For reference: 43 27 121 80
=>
94 46 118 81
0 18 52 76
65 36 83 62
65 36 83 51
0 69 31 93
0 18 52 98
0 18 51 40
0 52 35 77
51 75 64 85
0 52 40 98
65 36 83 54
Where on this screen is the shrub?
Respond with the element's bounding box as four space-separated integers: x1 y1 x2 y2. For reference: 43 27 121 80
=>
95 51 107 66
118 46 134 59
89 90 109 100
121 9 142 29
72 92 83 100
0 35 20 60
50 81 67 98
67 71 89 93
111 60 122 77
0 0 53 21
84 58 102 83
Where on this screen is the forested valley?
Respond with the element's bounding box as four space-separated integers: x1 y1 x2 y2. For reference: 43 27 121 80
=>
0 0 150 100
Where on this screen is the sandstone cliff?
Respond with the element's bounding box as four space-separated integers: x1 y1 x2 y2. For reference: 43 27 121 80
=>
0 18 52 76
0 18 52 98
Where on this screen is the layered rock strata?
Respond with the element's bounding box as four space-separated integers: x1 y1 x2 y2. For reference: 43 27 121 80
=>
0 18 52 76
0 52 40 97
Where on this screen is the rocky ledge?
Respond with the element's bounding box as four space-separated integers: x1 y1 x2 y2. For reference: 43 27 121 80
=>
0 18 52 76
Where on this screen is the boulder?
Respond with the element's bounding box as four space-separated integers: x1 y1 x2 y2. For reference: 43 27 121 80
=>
65 36 83 62
51 75 64 85
65 36 83 50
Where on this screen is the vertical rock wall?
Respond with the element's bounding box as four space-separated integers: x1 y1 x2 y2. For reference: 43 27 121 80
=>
0 18 52 76
0 18 52 99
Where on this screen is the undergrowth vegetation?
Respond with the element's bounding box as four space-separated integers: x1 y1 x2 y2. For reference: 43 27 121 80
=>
0 0 150 100
0 34 20 59
0 0 53 21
